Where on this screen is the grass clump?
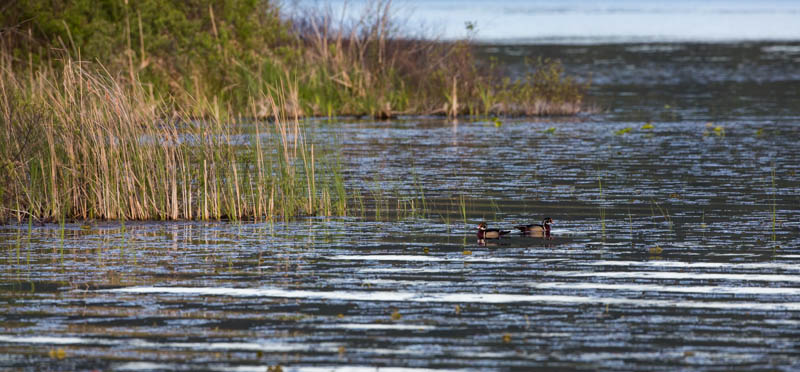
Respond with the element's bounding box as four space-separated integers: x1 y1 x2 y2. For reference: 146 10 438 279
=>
0 50 345 223
474 57 589 116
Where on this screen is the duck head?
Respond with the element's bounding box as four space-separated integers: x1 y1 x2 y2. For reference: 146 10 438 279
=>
542 217 553 234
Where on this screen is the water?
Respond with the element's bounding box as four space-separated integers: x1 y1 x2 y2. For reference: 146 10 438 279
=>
2 40 800 371
479 42 800 122
3 114 800 370
293 0 800 43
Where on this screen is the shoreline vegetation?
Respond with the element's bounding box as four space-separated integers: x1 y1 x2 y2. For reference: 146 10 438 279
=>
1 0 589 223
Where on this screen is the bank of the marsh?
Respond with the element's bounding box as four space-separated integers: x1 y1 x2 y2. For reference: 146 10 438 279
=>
1 0 588 118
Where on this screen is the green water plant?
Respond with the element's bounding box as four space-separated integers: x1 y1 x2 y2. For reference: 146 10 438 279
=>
703 122 725 137
628 208 634 247
458 194 468 225
482 58 589 116
771 166 777 244
0 52 346 222
651 199 673 233
615 127 632 135
598 177 606 240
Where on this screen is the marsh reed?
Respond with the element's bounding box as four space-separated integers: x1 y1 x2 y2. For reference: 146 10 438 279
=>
0 52 346 223
4 0 589 121
291 1 589 118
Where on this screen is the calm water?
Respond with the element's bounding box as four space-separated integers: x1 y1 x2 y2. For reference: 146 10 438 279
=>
294 0 800 43
2 44 800 370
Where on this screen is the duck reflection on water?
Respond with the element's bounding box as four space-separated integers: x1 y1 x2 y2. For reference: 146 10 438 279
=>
477 218 555 245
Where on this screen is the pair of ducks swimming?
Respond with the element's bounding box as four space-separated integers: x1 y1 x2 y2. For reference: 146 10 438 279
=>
477 217 553 239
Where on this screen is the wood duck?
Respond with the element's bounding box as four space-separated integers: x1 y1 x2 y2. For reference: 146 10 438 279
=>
515 217 553 235
477 222 511 239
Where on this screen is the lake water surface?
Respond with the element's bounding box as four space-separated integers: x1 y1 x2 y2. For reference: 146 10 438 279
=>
2 43 800 371
295 0 800 43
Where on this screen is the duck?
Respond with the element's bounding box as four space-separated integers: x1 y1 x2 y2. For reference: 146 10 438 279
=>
515 217 553 235
477 222 511 239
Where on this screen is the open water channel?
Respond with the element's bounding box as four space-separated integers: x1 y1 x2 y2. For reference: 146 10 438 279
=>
2 42 800 371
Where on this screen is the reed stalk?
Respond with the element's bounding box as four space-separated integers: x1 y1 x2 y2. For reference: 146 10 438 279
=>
599 177 606 240
771 166 777 243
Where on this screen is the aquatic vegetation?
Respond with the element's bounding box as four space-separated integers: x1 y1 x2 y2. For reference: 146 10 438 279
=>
48 348 66 360
615 127 633 135
1 1 588 119
701 210 707 229
476 80 498 117
0 54 345 222
641 122 654 130
0 1 593 223
703 122 725 137
628 209 634 246
294 8 589 117
771 167 777 244
458 195 468 225
651 199 673 232
479 58 590 116
2 113 800 370
598 177 606 240
544 127 557 134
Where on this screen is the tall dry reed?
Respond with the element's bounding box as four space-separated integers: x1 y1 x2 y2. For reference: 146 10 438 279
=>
292 0 478 117
0 50 346 223
291 1 588 117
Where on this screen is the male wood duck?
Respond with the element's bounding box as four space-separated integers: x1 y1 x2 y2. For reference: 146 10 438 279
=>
515 217 553 235
477 222 511 239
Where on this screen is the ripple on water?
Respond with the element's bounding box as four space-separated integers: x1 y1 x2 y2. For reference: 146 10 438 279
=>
104 286 800 311
2 117 800 370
